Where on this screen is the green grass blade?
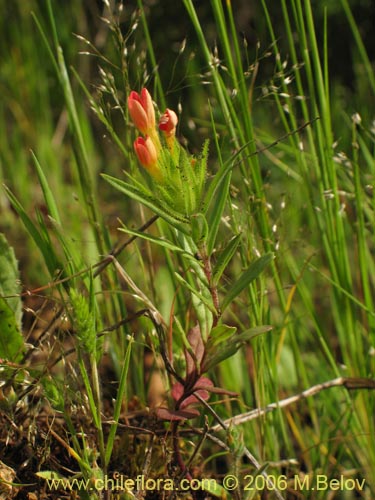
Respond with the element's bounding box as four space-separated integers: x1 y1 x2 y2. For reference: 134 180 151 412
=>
212 234 241 286
340 0 375 94
105 337 133 467
221 253 274 312
4 187 62 278
31 152 61 224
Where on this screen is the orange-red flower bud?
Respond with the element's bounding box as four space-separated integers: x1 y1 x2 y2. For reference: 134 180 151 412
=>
134 136 157 167
128 88 155 135
133 136 161 180
159 108 178 138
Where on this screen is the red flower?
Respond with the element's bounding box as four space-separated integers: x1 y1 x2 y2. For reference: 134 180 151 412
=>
159 108 178 138
128 88 155 135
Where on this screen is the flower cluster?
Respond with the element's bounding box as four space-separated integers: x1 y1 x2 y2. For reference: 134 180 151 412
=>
127 88 208 216
128 88 178 180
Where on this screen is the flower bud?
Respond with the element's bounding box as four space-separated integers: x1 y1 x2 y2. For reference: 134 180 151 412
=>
128 88 155 135
133 136 161 180
159 108 178 138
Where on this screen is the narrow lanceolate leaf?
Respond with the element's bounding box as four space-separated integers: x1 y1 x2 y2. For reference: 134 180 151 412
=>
201 141 248 215
234 325 273 343
105 336 133 466
190 213 209 247
118 227 195 262
206 164 232 255
174 272 217 315
202 342 239 372
5 187 62 278
205 324 237 352
202 325 272 372
31 152 61 224
102 174 190 234
0 233 24 361
212 234 241 285
221 253 274 312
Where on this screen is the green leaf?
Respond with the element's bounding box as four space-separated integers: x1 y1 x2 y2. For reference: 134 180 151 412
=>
0 233 24 362
205 324 237 351
118 227 195 262
203 325 272 372
31 153 81 276
102 174 191 234
197 139 210 195
212 234 241 285
179 145 198 214
202 141 248 214
202 342 239 372
221 253 274 311
105 336 133 466
32 151 61 224
202 135 253 255
174 272 217 314
0 233 22 327
235 325 273 342
190 213 209 246
0 298 24 362
5 187 63 280
206 166 232 255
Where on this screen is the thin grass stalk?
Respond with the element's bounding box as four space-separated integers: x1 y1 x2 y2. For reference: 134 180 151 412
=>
44 0 108 259
297 0 353 287
187 1 287 334
260 0 315 389
339 0 375 94
351 122 375 332
77 355 106 469
105 337 133 467
272 0 374 483
182 0 266 330
204 0 295 459
276 0 358 370
136 0 165 108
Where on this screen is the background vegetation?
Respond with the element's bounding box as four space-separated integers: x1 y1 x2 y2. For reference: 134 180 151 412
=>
0 1 374 499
